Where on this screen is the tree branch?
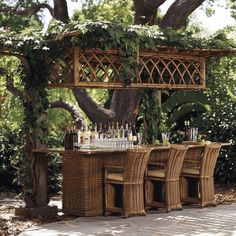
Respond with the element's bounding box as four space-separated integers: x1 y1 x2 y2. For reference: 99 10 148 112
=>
0 3 55 18
72 88 115 123
50 100 84 128
160 0 205 29
0 51 32 75
6 74 25 101
133 0 166 24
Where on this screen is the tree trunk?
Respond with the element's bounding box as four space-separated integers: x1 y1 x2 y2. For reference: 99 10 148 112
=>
160 0 205 29
133 0 166 25
33 153 49 207
53 0 70 23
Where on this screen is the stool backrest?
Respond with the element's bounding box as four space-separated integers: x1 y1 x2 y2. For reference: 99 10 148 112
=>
183 145 205 169
124 148 151 183
200 144 222 177
166 146 188 180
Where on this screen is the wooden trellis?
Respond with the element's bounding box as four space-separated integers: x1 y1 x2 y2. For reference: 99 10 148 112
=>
46 47 232 89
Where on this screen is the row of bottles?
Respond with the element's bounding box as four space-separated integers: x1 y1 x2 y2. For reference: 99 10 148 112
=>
64 122 139 150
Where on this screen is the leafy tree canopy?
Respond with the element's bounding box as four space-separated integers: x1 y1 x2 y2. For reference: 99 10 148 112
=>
1 21 236 58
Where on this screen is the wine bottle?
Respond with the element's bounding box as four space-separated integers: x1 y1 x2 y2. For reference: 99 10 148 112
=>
115 122 120 138
72 125 78 149
127 123 133 141
120 124 125 138
132 123 138 145
93 123 99 140
98 122 103 139
111 122 115 138
107 122 112 139
124 121 129 139
64 126 70 150
80 126 85 144
184 120 190 141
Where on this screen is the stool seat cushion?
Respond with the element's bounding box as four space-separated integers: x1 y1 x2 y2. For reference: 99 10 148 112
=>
182 167 200 175
147 170 165 178
107 173 124 182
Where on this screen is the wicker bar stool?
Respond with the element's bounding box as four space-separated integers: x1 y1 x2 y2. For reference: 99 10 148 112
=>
104 147 151 218
180 144 222 207
145 145 188 212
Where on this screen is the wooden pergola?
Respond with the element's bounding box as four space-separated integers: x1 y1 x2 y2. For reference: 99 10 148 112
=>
46 42 235 90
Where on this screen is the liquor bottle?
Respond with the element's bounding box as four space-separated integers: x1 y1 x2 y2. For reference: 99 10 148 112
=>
127 123 133 141
103 123 107 139
93 123 99 140
64 126 70 150
107 123 112 139
72 125 78 149
120 124 125 138
184 120 190 141
86 125 92 145
111 122 115 138
80 126 85 145
69 125 74 149
98 122 103 139
114 122 120 138
77 128 81 145
132 123 138 145
124 121 129 138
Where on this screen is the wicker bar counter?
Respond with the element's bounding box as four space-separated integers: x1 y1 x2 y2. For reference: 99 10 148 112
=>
33 148 128 216
32 143 229 216
33 147 168 216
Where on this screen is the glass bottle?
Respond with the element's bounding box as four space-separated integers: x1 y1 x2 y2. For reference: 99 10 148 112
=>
120 124 125 138
132 123 138 145
115 122 120 139
184 120 190 141
124 121 129 139
64 126 70 150
127 123 133 141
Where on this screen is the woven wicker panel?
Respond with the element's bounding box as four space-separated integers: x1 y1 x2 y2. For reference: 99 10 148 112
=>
62 151 126 216
47 48 206 89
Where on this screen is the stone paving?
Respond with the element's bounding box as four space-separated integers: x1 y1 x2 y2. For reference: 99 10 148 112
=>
20 204 236 236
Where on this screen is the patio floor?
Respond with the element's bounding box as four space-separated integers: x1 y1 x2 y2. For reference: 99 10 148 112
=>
19 203 236 236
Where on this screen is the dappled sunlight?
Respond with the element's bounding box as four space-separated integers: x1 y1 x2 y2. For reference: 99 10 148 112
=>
20 204 236 236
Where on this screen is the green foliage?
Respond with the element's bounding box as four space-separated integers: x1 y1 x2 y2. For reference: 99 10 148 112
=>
46 131 63 195
140 90 162 144
162 90 210 127
0 1 43 33
73 0 134 25
0 125 23 191
199 56 236 183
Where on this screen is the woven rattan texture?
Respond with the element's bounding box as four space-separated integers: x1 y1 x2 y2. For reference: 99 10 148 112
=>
146 146 188 212
62 151 125 216
104 148 151 218
180 144 222 207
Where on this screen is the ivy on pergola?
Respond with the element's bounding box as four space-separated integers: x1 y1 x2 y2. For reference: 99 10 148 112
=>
45 21 236 90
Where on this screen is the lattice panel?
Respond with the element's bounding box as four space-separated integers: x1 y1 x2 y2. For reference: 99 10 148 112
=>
47 48 205 89
48 50 74 85
74 49 123 84
138 53 204 88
